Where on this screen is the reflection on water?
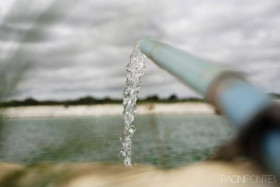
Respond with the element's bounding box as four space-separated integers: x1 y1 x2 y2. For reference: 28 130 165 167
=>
0 115 235 168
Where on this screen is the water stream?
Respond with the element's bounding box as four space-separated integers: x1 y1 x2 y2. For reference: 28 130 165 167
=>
120 41 147 166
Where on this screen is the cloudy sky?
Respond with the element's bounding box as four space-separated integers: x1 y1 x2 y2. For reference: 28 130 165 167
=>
0 0 279 100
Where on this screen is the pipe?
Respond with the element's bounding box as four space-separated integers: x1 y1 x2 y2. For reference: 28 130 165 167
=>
140 38 280 178
140 38 227 98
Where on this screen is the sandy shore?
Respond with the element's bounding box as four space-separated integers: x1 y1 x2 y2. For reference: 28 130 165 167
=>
0 161 265 187
2 102 216 118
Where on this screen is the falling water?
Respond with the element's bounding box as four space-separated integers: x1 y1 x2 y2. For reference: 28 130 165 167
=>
120 41 147 166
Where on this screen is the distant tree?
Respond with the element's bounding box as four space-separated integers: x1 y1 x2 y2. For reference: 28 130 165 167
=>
146 95 159 101
103 97 112 103
187 97 203 102
270 93 280 99
23 98 39 105
78 96 96 104
168 94 177 100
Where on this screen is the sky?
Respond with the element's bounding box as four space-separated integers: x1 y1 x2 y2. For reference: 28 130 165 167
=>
0 0 279 100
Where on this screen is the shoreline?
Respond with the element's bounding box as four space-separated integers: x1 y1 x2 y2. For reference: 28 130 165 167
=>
2 102 216 119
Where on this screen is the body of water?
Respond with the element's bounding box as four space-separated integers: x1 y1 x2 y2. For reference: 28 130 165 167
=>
0 115 235 168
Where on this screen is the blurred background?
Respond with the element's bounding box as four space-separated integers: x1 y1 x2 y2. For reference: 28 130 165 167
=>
0 0 279 171
0 0 280 101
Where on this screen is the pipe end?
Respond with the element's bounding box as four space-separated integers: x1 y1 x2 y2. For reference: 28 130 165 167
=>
140 38 162 58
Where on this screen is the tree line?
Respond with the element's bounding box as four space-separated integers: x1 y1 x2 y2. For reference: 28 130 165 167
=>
0 94 203 107
1 93 279 107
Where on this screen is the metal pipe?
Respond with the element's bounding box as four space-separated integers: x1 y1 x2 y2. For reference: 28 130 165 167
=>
140 38 280 178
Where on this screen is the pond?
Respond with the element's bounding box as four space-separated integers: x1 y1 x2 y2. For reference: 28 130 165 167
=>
0 114 235 168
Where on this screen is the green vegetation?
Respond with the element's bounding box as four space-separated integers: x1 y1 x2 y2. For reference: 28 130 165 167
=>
271 93 280 99
0 95 204 107
1 93 279 108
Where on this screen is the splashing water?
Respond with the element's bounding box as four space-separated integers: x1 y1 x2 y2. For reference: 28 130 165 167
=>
120 41 147 166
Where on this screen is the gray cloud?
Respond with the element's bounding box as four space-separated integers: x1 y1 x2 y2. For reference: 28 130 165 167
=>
0 0 280 100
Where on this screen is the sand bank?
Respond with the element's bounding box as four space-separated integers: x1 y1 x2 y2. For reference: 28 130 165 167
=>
3 102 216 118
0 161 267 187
